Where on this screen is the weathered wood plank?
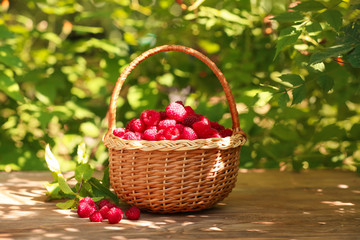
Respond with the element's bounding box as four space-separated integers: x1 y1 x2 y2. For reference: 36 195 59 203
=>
0 170 359 239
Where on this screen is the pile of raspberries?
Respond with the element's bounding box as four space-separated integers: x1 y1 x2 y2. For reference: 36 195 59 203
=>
113 101 233 141
77 197 140 223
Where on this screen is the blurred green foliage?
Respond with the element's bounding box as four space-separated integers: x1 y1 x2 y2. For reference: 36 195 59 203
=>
0 0 359 173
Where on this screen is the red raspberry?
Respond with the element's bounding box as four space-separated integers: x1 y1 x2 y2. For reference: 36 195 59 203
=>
165 102 187 121
143 127 158 141
220 128 233 137
175 123 184 133
108 207 123 224
210 121 225 132
184 106 196 116
205 128 222 138
131 118 146 132
99 205 111 219
164 126 180 140
89 211 103 222
125 206 141 220
77 202 96 218
79 197 96 208
159 111 167 120
113 128 126 138
182 115 199 127
123 131 142 140
192 121 211 138
180 127 198 140
156 129 167 140
158 119 177 129
125 118 136 131
175 100 184 106
197 115 210 125
141 110 161 126
98 200 111 210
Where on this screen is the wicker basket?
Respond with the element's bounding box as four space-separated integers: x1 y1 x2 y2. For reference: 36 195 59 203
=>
103 45 247 213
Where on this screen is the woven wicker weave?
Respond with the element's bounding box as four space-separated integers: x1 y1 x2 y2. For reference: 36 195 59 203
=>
103 45 247 213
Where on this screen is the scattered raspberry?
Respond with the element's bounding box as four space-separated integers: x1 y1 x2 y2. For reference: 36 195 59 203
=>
141 110 161 126
182 115 199 127
205 128 222 138
107 207 123 224
99 204 117 219
210 121 225 132
89 211 103 222
79 197 96 208
180 127 198 140
192 121 211 138
98 200 111 210
113 128 126 138
164 126 181 140
220 128 233 137
125 206 141 220
184 106 196 116
158 119 177 129
156 129 167 140
165 102 187 121
131 118 146 132
77 202 96 218
143 127 158 141
123 131 142 140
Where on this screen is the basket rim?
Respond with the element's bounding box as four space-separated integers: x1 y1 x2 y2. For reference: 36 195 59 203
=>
103 128 246 151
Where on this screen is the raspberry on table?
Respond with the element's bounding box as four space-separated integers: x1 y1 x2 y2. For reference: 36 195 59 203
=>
113 128 126 138
164 126 181 140
107 207 123 224
77 202 96 218
180 127 198 140
158 119 177 129
141 110 161 126
79 197 96 208
89 211 103 222
97 200 111 210
125 206 141 220
165 102 187 121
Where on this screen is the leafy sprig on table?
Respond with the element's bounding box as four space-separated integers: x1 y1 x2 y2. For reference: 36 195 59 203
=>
44 143 119 209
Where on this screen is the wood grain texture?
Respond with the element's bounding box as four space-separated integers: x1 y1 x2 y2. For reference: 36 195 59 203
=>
0 170 359 239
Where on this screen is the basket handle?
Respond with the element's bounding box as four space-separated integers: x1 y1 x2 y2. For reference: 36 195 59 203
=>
106 45 240 137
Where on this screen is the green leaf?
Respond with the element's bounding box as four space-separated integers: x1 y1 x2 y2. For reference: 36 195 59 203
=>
0 46 23 68
319 9 343 31
58 173 76 195
45 145 61 173
89 178 119 204
44 182 62 199
305 22 322 33
350 124 360 140
313 124 346 142
309 44 354 64
279 74 304 87
75 164 94 182
0 25 15 39
292 84 307 105
271 124 299 141
102 166 110 189
317 75 334 92
56 199 76 209
292 1 326 11
274 27 301 59
348 46 360 68
0 72 26 103
273 12 305 23
278 91 290 108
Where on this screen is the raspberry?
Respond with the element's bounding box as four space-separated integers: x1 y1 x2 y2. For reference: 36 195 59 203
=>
165 102 187 121
180 127 198 140
131 118 146 132
125 118 136 131
210 121 225 132
156 129 167 140
205 128 222 138
175 123 184 133
99 204 118 219
159 111 167 120
98 200 111 210
79 197 96 208
184 106 196 116
220 128 233 137
125 206 140 220
107 207 123 224
175 100 184 106
89 211 103 222
143 127 158 141
182 115 199 127
164 126 181 140
141 110 161 126
197 115 210 125
77 202 96 218
123 131 142 140
113 128 126 138
158 119 177 129
192 121 211 138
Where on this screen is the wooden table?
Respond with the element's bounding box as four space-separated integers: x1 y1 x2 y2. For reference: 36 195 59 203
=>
0 170 359 239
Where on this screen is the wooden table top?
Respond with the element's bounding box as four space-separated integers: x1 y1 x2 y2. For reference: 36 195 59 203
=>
0 170 359 239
